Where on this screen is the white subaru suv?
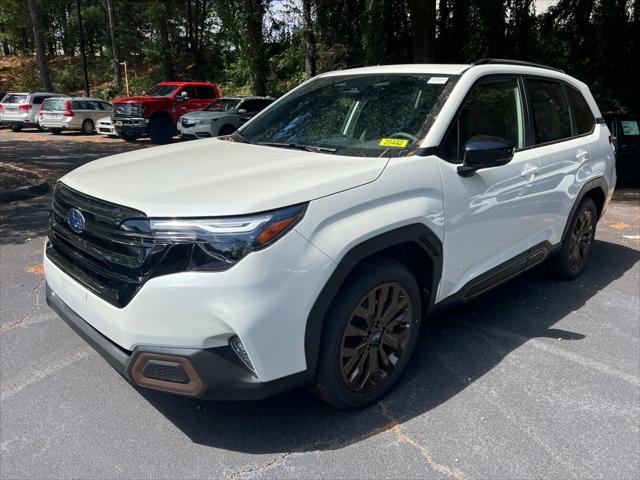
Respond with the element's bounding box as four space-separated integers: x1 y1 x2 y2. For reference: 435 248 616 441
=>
45 60 616 409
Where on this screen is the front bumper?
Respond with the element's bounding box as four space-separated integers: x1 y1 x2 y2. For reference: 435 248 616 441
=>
177 122 213 138
47 286 309 400
113 116 148 134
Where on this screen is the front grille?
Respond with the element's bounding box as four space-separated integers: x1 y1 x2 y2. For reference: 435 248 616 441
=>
113 103 143 118
46 183 188 308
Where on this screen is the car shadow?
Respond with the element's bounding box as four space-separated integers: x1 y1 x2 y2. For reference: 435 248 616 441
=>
137 238 639 454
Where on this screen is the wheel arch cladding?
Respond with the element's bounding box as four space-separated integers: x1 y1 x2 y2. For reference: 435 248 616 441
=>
561 176 608 243
303 223 442 375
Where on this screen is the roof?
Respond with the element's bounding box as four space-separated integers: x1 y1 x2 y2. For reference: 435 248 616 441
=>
218 96 273 101
156 81 218 86
321 64 470 77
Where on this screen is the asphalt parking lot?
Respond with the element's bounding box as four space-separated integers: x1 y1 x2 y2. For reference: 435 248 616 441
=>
1 128 639 479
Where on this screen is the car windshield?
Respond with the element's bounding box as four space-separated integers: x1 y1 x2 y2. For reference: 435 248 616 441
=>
42 98 67 111
2 94 28 104
239 73 456 157
206 99 241 112
143 85 178 97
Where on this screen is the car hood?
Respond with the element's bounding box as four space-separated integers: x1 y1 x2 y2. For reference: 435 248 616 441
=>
60 139 389 217
181 111 232 120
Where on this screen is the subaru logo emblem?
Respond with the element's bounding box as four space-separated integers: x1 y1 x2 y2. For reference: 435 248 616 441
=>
68 208 85 234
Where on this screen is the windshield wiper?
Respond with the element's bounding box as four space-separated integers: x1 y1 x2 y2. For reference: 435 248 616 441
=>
257 142 337 153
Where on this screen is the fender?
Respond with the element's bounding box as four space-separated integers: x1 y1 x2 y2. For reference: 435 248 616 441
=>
561 176 609 243
303 223 443 375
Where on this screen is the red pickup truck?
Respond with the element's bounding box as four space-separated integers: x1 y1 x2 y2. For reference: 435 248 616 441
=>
112 81 220 144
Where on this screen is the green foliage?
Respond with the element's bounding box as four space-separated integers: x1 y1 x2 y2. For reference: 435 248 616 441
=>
0 0 637 113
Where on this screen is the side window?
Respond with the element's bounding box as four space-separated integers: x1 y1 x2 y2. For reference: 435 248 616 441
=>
196 86 216 99
178 86 198 99
566 87 595 135
32 96 45 105
442 77 524 163
239 100 260 112
526 79 572 144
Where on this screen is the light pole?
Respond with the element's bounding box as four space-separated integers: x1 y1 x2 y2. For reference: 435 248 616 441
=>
120 61 130 97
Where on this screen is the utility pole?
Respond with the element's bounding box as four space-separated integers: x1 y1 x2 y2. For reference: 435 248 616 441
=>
120 61 130 97
75 0 90 96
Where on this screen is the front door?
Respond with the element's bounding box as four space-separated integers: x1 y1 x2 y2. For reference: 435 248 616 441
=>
437 76 543 301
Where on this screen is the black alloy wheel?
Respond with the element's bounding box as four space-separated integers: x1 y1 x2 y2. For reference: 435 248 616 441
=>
340 282 413 392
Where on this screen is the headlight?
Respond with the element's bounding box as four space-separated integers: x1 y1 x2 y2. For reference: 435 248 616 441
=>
123 204 307 271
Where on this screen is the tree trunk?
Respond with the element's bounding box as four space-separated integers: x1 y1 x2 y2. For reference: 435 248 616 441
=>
409 0 436 62
157 0 173 80
105 0 123 93
303 0 316 77
244 0 267 95
27 0 53 91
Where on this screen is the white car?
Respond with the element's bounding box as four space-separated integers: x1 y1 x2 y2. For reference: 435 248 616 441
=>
0 91 67 131
96 116 118 137
177 96 273 139
45 60 615 409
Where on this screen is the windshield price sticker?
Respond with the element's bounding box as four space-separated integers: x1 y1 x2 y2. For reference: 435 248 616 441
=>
427 77 448 85
379 138 409 148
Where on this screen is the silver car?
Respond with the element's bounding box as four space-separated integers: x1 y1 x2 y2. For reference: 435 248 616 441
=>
177 97 274 139
0 91 67 131
39 97 113 134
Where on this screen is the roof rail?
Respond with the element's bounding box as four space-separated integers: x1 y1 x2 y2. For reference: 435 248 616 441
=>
471 58 564 73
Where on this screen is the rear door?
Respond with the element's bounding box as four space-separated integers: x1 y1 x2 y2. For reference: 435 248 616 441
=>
525 78 604 245
437 76 542 300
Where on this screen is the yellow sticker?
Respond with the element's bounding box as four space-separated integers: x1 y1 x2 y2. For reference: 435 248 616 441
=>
379 138 409 148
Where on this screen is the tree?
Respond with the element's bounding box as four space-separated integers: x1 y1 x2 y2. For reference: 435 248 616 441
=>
156 0 173 80
244 0 267 95
408 0 436 62
302 0 316 77
105 0 123 93
26 0 53 91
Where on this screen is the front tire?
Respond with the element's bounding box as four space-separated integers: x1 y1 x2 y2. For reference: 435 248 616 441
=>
10 123 22 132
550 197 597 279
313 258 422 409
119 131 140 142
149 116 174 144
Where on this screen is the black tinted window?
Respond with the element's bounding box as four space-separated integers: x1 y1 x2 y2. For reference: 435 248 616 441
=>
443 78 524 162
526 80 572 144
196 86 216 99
239 100 262 112
32 96 45 105
566 87 594 135
179 86 198 99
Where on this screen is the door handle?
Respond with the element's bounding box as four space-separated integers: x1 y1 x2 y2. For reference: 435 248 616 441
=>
520 166 539 178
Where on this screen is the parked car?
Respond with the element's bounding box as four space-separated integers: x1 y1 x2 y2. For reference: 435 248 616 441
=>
39 97 113 135
96 116 118 137
604 112 640 185
45 60 615 409
177 96 274 139
111 81 220 144
0 91 67 131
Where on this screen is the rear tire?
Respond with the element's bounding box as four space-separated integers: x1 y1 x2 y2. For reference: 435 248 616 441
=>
50 128 62 135
10 123 22 132
149 116 174 144
313 258 422 409
81 119 94 135
120 131 140 142
549 197 597 280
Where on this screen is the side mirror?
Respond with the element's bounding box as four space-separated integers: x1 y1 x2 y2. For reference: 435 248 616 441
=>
177 92 190 102
237 108 247 114
457 136 515 177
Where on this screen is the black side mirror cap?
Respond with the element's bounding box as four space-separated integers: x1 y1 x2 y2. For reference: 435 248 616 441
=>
457 136 515 177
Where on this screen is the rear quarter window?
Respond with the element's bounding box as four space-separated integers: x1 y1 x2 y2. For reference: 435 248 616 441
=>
566 87 595 135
